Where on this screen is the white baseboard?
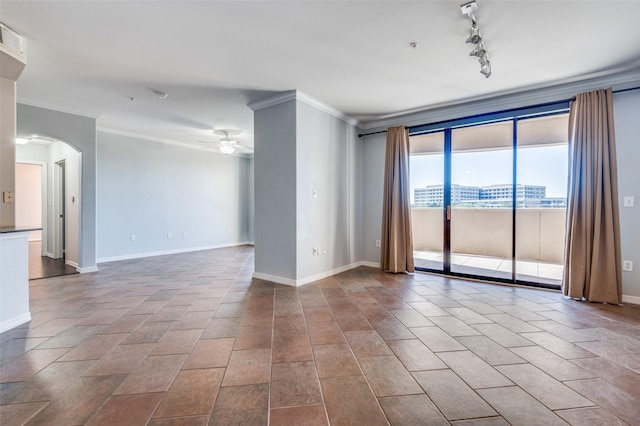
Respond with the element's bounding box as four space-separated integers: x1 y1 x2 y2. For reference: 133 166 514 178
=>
0 312 31 334
360 261 381 268
253 261 380 287
77 265 99 273
97 242 254 264
66 260 78 268
252 272 298 287
622 295 640 306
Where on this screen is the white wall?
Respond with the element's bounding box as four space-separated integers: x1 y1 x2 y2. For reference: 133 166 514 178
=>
613 90 640 301
361 84 640 301
96 131 252 261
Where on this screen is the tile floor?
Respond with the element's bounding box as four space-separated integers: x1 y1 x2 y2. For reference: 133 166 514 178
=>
1 245 639 425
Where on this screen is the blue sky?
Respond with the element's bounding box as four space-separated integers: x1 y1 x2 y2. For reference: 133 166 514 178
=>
410 144 568 202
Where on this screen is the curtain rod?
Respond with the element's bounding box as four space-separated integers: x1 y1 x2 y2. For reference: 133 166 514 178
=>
358 85 640 138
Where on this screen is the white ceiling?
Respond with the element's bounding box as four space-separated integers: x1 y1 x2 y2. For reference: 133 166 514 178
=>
3 1 640 149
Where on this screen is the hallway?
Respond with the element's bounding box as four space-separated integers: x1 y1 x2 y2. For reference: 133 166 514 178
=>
28 241 77 280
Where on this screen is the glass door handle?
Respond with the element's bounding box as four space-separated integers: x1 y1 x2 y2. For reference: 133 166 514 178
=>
446 205 451 221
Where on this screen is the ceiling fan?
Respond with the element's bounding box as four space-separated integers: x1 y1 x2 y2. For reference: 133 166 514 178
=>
197 129 253 156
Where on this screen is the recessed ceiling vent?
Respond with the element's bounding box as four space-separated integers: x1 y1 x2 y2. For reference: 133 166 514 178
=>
0 22 26 58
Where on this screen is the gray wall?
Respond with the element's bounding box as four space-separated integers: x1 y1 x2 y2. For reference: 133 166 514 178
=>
253 96 362 283
362 133 386 265
96 132 252 261
295 101 359 280
361 89 640 299
0 78 17 227
253 100 298 280
17 104 97 270
614 90 640 299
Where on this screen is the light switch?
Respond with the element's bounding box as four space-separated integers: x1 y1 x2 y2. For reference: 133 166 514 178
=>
3 191 14 203
623 196 634 207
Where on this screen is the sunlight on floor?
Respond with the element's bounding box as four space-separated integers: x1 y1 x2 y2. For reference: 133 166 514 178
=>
414 250 563 282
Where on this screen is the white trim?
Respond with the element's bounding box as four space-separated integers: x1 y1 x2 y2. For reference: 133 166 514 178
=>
0 312 31 334
248 90 360 126
97 127 200 150
253 261 378 287
252 272 298 287
248 90 297 111
360 261 381 268
66 260 78 268
97 242 254 264
361 71 640 131
296 91 360 126
77 265 99 273
622 295 640 306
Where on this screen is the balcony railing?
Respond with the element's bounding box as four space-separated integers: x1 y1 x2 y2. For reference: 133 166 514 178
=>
411 207 566 283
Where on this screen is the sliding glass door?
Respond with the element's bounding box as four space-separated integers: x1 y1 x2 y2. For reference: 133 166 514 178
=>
410 111 569 288
515 115 569 285
450 121 513 279
410 132 445 272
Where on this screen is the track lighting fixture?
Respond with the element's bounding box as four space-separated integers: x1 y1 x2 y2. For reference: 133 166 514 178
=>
461 0 491 78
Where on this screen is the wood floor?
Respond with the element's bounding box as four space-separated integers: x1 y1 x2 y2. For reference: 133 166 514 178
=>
1 246 639 425
28 241 77 280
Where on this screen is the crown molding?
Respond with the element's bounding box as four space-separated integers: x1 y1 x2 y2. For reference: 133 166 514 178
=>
248 89 360 127
97 127 196 148
360 69 640 132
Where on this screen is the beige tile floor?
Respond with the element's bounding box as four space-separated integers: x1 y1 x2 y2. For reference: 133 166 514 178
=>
1 246 639 425
415 250 564 282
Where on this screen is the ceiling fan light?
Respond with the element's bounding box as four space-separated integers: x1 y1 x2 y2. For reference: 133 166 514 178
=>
220 138 238 146
219 145 235 155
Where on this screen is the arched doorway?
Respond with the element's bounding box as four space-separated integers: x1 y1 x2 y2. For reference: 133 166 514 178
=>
16 136 81 279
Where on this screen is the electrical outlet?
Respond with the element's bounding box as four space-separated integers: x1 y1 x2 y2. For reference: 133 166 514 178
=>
167 232 172 239
375 240 381 248
313 247 318 255
623 260 633 271
623 196 635 207
182 232 187 238
130 234 136 241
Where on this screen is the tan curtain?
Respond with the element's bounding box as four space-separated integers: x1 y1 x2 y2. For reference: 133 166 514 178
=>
563 88 622 304
381 126 414 273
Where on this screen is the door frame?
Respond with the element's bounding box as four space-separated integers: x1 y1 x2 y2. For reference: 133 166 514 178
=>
410 102 571 290
53 157 66 259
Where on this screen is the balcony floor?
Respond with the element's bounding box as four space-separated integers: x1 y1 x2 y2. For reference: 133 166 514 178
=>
414 250 563 286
